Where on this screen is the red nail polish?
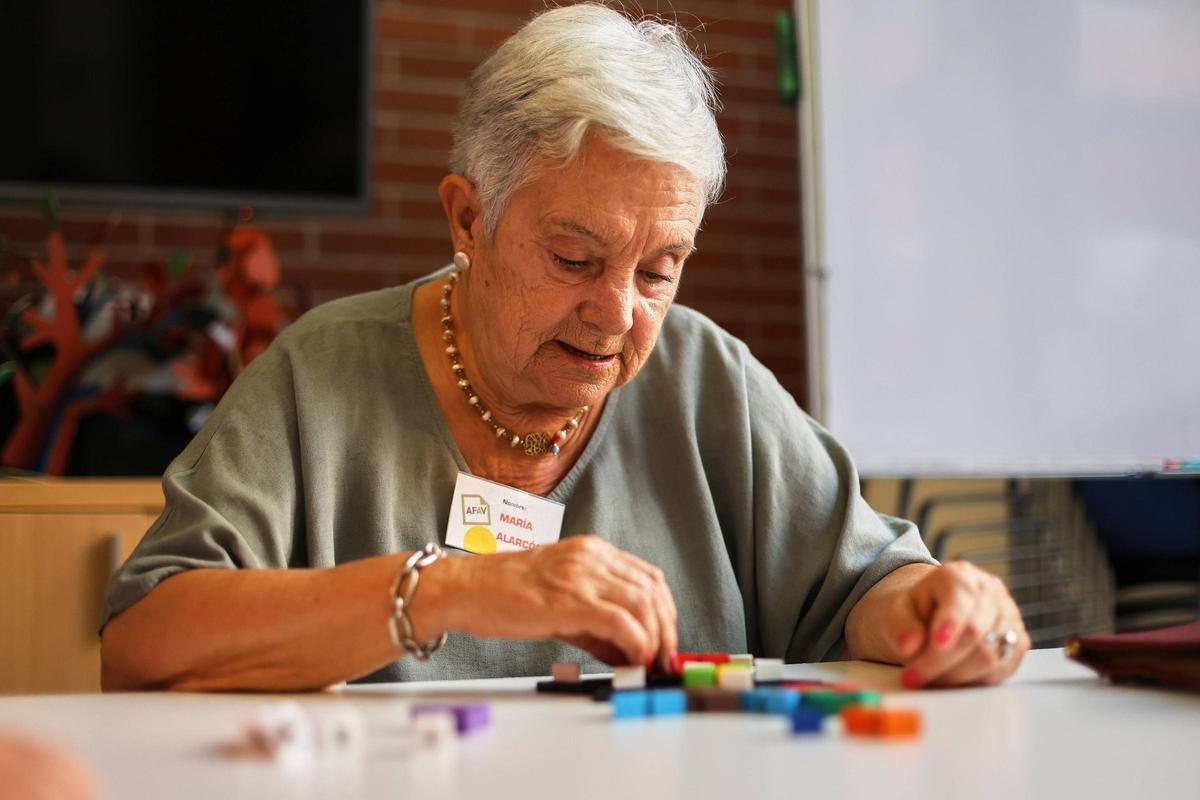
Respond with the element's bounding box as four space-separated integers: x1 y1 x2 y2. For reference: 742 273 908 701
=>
934 624 954 647
901 668 922 689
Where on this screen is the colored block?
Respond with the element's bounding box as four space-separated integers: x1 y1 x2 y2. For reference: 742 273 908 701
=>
671 652 731 671
411 702 491 734
842 690 882 708
840 706 881 736
686 688 743 713
703 689 745 712
802 690 881 716
798 691 841 716
729 653 754 666
685 689 708 712
790 708 825 734
672 652 701 673
648 689 688 716
613 665 646 690
840 707 922 738
536 677 611 696
762 689 802 716
878 708 923 738
646 672 684 689
744 688 811 713
612 690 650 719
754 658 784 682
553 662 582 683
717 664 754 690
682 662 717 688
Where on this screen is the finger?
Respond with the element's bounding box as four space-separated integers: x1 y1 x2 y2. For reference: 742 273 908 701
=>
616 554 678 671
560 601 650 667
598 567 662 667
906 593 1001 688
928 639 1003 687
917 563 989 652
933 616 1030 687
561 634 627 667
886 589 927 661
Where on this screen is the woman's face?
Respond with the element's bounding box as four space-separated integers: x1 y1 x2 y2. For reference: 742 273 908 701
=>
461 136 702 413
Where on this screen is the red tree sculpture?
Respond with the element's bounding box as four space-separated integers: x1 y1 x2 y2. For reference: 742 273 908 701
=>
2 227 126 472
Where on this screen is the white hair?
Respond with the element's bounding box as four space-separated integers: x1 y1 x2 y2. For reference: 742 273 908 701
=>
449 3 726 235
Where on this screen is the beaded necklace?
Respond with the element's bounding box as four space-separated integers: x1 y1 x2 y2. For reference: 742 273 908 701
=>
439 267 588 457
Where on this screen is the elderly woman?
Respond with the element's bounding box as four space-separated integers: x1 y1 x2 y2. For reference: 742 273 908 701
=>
100 4 1028 691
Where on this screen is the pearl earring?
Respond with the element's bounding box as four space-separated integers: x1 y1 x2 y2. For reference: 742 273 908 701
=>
453 251 471 271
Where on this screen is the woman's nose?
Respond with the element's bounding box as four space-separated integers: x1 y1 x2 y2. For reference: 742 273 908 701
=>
578 274 635 337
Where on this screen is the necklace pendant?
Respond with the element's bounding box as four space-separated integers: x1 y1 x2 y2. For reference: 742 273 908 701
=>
523 432 550 456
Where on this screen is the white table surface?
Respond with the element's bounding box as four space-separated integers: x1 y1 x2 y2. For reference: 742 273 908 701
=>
1 649 1197 800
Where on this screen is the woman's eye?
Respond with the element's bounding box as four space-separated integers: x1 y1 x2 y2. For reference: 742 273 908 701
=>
553 254 589 270
642 270 675 285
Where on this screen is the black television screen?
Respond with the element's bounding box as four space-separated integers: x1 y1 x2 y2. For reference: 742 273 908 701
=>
0 1 370 213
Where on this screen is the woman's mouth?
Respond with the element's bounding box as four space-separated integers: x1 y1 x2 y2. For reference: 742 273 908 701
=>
557 341 619 364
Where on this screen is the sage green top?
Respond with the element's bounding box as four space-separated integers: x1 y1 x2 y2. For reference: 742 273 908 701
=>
101 270 935 682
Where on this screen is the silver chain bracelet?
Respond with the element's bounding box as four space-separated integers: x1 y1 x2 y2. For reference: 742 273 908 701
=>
388 543 449 660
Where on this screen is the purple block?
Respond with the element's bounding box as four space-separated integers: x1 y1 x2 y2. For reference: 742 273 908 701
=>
411 702 492 734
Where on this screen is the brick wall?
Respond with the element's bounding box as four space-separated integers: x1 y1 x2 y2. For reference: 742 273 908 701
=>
0 0 806 403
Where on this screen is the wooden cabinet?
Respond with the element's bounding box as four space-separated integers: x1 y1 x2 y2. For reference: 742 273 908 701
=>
0 479 162 694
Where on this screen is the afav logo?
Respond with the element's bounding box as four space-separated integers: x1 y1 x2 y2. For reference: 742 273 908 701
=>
461 494 490 525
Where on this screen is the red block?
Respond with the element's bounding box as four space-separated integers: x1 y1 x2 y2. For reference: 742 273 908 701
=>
841 707 881 736
699 653 731 665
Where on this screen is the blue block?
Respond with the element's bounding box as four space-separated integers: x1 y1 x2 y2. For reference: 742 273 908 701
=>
763 689 802 716
648 689 688 716
612 690 650 719
743 689 773 712
791 708 825 734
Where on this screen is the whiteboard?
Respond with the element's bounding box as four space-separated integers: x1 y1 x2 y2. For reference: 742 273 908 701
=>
803 0 1200 475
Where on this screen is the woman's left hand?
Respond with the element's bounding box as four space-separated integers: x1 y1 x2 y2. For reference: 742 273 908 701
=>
884 561 1031 688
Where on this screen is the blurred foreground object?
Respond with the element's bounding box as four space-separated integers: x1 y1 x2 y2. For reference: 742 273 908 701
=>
1067 621 1200 691
0 731 96 800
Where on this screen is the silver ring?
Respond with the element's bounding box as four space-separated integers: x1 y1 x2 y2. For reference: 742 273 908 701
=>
985 629 1018 661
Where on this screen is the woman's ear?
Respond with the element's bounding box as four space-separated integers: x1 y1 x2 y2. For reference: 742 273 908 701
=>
438 174 481 254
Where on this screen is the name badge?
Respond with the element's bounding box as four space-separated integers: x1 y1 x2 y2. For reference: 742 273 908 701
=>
445 472 565 554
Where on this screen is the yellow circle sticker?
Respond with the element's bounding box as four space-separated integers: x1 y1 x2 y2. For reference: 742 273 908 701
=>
463 525 497 554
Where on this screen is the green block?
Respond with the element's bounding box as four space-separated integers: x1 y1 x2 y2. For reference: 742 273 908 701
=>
842 690 882 708
801 690 882 716
682 662 717 688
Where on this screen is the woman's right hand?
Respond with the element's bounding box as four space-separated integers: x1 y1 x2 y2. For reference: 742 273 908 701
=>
437 535 678 671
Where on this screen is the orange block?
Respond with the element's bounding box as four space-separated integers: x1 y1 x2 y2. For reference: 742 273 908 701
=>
878 709 922 738
840 707 923 739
